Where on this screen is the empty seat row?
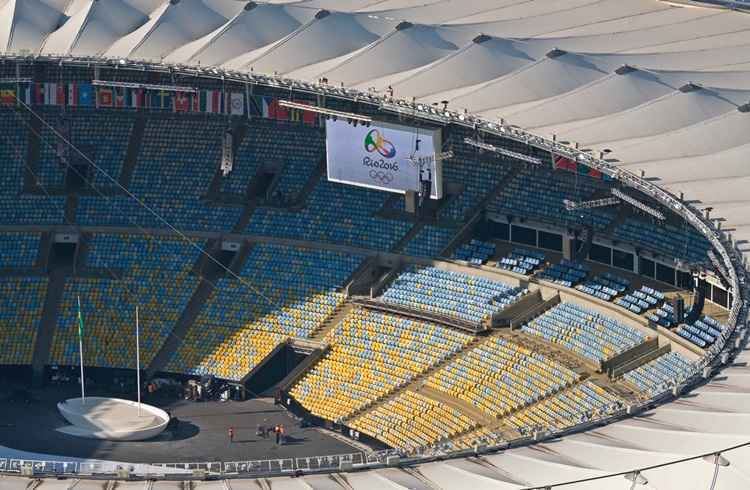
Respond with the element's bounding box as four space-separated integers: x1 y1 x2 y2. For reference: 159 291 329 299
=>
676 315 727 349
50 234 200 368
575 272 630 302
623 351 694 396
614 286 665 314
507 381 624 434
522 302 646 362
612 218 710 265
167 244 362 380
537 260 589 288
496 248 546 275
382 266 527 324
452 239 496 265
349 390 475 452
425 336 578 418
0 233 40 268
248 179 412 251
0 277 47 365
404 226 456 257
489 168 614 231
290 308 472 422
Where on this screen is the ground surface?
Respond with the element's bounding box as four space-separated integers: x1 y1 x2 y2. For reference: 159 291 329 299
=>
0 383 360 464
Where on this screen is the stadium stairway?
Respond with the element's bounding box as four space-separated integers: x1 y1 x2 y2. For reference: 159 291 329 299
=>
116 113 145 188
344 333 487 424
145 242 253 378
22 110 41 193
510 329 599 375
416 384 496 427
63 194 78 224
309 302 355 342
30 269 66 386
462 164 523 224
286 154 326 209
389 221 432 254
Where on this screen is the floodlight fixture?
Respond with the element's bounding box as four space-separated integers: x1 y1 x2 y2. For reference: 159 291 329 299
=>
463 138 542 165
612 188 666 221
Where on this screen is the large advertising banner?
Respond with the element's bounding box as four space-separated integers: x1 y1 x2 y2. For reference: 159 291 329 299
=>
326 119 443 199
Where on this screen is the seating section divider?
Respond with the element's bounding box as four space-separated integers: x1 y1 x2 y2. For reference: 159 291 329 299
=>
290 307 473 422
424 336 578 418
166 244 362 380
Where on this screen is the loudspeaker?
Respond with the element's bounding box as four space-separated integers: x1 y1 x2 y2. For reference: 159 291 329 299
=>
405 190 417 213
674 297 685 325
685 286 705 325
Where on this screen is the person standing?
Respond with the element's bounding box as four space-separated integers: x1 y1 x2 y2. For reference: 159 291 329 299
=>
228 426 234 444
274 425 280 445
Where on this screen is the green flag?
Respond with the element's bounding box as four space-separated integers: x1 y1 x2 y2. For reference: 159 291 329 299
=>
77 297 84 339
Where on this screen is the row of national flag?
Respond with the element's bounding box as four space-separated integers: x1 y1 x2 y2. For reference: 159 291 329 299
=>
0 82 246 115
1 81 323 125
552 154 611 181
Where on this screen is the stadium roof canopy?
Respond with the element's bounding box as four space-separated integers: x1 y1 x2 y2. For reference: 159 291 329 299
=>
3 0 750 259
1 0 750 487
10 0 750 263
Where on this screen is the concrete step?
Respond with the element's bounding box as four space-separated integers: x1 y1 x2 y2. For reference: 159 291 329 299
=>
415 385 496 426
310 302 355 342
31 269 67 386
344 334 486 424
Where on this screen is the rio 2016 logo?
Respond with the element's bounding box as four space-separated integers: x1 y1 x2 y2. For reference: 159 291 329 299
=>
364 129 396 158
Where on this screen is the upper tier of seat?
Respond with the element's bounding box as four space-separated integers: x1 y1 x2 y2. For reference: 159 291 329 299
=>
50 234 199 368
166 244 362 380
382 266 527 324
489 168 613 231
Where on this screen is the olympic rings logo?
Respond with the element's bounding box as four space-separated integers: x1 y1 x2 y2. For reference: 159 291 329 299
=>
369 170 394 184
364 129 396 158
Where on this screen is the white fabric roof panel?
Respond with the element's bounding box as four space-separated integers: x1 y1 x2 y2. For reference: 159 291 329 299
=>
41 0 149 56
318 23 471 86
388 36 543 98
0 0 64 53
505 67 677 129
366 0 531 25
532 10 750 52
604 107 750 163
222 11 393 74
104 0 227 60
450 0 668 38
560 86 749 147
450 51 613 113
164 3 311 66
542 6 717 38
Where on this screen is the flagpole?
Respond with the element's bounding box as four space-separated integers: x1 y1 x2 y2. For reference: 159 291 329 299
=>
136 306 141 416
77 296 85 404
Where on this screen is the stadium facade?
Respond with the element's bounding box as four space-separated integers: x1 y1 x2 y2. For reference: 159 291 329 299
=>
0 0 749 488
